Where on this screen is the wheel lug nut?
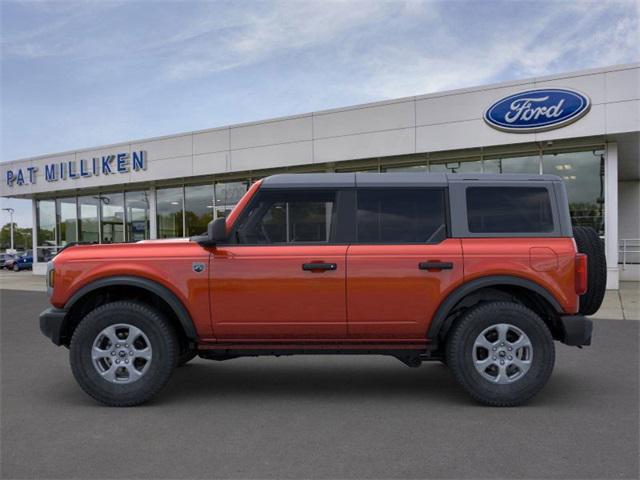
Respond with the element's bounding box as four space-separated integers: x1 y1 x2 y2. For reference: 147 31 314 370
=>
508 356 513 360
115 344 120 348
501 342 505 346
115 359 120 364
129 351 134 356
492 347 497 351
508 347 513 351
500 360 505 365
125 344 129 348
492 356 497 360
111 351 116 356
125 359 129 364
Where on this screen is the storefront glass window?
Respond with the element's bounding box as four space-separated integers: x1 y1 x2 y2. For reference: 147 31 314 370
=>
100 193 124 243
125 191 150 242
543 151 604 234
214 181 249 219
36 200 56 261
78 196 100 243
483 155 541 174
157 187 184 238
56 197 77 245
384 165 428 173
185 184 214 237
429 159 482 173
336 166 380 173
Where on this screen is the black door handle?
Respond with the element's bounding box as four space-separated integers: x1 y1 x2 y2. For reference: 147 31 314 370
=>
302 263 337 271
419 261 453 271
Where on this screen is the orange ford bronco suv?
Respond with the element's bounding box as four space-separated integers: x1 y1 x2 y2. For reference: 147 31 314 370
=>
39 173 606 407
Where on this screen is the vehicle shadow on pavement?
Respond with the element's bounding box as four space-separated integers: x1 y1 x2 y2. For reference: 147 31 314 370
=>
148 359 582 407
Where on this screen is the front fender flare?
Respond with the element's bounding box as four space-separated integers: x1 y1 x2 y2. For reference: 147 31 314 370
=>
65 275 198 340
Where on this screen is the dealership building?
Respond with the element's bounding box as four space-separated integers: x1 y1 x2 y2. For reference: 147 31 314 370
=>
1 63 638 287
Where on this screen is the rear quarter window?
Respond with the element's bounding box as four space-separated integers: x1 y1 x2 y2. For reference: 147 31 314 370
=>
466 186 554 233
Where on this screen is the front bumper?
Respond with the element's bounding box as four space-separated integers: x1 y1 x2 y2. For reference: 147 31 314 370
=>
559 315 593 346
39 308 68 346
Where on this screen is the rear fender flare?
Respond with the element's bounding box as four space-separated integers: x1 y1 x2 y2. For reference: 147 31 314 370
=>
427 275 563 341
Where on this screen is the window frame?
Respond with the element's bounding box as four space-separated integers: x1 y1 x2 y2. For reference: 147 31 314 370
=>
224 188 348 246
353 187 450 245
448 181 565 238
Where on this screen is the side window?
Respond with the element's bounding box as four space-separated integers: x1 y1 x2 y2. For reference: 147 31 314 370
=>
356 189 447 243
466 187 554 233
235 190 336 244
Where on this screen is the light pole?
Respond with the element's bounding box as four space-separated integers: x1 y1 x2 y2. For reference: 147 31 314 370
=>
2 207 15 251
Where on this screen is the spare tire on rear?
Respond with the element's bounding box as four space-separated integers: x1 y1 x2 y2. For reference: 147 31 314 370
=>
573 226 607 315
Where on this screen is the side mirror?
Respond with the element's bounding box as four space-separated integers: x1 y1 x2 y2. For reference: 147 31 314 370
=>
207 217 227 244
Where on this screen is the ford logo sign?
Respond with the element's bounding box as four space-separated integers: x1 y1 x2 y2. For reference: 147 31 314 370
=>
484 88 591 133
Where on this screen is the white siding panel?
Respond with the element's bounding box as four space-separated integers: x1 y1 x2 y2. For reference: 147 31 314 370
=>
193 128 230 155
606 68 640 103
535 73 606 105
230 116 312 150
231 141 313 171
416 85 530 126
131 135 192 161
416 120 535 152
535 104 606 141
132 156 193 182
193 152 229 176
314 101 414 139
314 128 415 163
606 100 640 134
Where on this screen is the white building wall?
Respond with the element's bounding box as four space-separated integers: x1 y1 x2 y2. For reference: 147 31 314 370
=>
2 63 638 198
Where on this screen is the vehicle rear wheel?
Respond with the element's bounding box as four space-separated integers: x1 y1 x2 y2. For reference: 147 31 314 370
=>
446 301 555 407
573 226 607 315
70 301 178 407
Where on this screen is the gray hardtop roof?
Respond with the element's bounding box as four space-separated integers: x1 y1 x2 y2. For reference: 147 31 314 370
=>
261 172 562 189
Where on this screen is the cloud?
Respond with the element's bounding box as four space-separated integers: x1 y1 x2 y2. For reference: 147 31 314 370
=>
351 1 640 99
163 1 404 80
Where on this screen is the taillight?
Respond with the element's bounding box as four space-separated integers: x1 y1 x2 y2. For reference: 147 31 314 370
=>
575 253 588 295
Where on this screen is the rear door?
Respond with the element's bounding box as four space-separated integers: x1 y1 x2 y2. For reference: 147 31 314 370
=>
346 188 463 339
210 188 348 340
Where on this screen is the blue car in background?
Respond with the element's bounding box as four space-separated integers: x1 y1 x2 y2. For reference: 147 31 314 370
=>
12 252 33 271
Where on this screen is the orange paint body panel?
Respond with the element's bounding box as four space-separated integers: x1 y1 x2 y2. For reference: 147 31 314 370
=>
346 240 464 339
461 238 579 314
51 240 214 336
210 245 348 339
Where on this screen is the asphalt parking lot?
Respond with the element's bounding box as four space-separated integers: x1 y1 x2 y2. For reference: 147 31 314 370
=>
1 289 639 479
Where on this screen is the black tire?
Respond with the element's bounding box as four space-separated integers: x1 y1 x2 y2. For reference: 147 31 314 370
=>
177 349 198 367
446 301 555 407
573 226 607 316
70 301 178 407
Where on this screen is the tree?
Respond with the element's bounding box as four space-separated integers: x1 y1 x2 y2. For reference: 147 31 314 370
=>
0 223 33 251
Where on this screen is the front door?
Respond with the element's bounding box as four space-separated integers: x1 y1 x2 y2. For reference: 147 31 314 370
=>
346 188 464 339
210 188 347 340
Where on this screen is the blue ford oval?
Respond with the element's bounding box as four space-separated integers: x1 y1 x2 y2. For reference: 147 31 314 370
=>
484 88 591 132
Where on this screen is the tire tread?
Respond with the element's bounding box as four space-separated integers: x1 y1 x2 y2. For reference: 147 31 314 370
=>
70 300 177 407
446 301 555 407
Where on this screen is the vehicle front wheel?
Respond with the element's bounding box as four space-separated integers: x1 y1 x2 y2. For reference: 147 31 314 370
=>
446 301 555 407
177 349 198 367
13 264 19 272
70 301 178 407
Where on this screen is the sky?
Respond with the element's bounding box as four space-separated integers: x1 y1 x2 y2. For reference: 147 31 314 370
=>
1 0 639 228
